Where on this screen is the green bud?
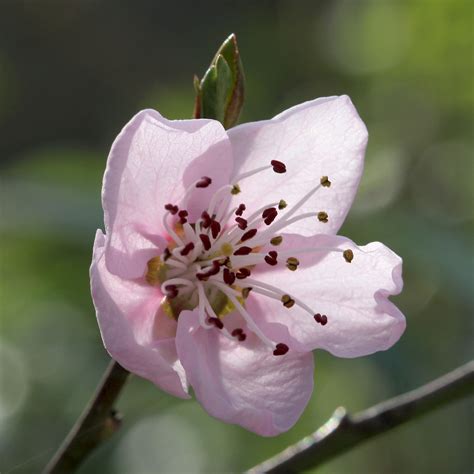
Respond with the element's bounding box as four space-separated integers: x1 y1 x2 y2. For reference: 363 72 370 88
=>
193 33 245 129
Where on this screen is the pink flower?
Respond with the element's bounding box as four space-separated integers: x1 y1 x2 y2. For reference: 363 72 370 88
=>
90 96 405 436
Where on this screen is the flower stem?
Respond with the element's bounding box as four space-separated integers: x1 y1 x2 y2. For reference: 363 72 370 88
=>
43 360 130 474
246 360 474 474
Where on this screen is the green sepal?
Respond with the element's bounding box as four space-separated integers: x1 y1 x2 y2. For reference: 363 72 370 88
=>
194 33 245 129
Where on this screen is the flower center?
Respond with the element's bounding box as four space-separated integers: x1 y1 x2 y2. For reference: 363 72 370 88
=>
146 161 353 356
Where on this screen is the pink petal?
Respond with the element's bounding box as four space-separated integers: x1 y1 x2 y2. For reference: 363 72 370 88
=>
252 233 406 357
175 310 314 436
228 96 368 235
102 109 233 278
90 230 189 398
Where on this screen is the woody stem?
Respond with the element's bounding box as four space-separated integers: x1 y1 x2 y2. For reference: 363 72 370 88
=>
42 360 130 474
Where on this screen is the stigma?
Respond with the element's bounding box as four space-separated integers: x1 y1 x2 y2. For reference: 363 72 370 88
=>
146 165 352 356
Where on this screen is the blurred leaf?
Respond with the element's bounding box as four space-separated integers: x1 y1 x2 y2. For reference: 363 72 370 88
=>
194 33 245 128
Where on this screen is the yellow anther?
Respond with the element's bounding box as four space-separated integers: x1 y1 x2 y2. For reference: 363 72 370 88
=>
286 257 300 271
317 211 329 223
242 287 252 299
281 294 295 308
343 249 354 263
278 199 287 210
270 236 283 246
231 184 241 195
320 176 331 187
145 256 165 286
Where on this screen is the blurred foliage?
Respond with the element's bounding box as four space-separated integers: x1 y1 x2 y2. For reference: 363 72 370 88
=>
0 0 473 473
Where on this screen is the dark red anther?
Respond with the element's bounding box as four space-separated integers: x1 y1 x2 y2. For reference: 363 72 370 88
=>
178 209 188 224
164 285 178 299
210 220 221 239
241 228 257 242
264 255 278 266
163 248 171 261
233 246 253 256
164 203 179 215
223 268 236 285
231 328 247 341
268 251 278 259
236 268 251 279
196 261 220 281
209 317 224 329
235 217 248 230
271 160 287 174
314 313 328 326
199 234 211 251
262 207 278 225
180 242 195 256
235 204 246 216
196 176 212 188
273 343 289 356
201 211 212 228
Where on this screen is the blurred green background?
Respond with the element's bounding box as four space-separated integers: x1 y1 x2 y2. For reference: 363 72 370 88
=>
1 1 473 473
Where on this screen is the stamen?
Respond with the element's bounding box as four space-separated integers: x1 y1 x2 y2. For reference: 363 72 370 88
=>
236 204 246 216
210 220 221 239
273 343 289 356
278 199 287 210
212 281 276 348
235 217 248 230
317 211 328 223
201 211 212 228
178 210 188 224
270 236 283 246
231 184 241 195
164 285 179 299
241 228 257 242
343 249 354 263
199 234 211 251
163 248 171 261
162 211 184 246
314 313 328 326
286 257 299 271
223 268 236 285
209 317 224 329
236 268 251 279
220 243 233 256
242 287 252 298
196 176 212 188
270 160 287 174
264 250 278 266
320 175 331 187
231 328 247 341
180 242 195 256
233 246 253 256
262 207 278 225
281 294 295 308
164 203 179 215
196 261 221 281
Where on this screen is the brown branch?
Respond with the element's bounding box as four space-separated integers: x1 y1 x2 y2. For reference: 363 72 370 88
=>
43 360 130 474
247 360 474 474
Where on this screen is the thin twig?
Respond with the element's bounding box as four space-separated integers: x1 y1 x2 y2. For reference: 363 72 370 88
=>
43 360 130 474
247 360 474 474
